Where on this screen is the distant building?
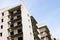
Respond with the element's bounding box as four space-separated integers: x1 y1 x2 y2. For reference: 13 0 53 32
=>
0 2 40 40
37 24 51 40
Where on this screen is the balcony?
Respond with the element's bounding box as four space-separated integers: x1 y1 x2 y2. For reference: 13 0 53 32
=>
34 34 40 40
34 37 40 40
33 29 39 34
33 32 39 36
40 33 47 38
8 17 21 25
8 24 22 32
7 32 23 40
8 11 21 18
40 34 51 39
32 26 38 29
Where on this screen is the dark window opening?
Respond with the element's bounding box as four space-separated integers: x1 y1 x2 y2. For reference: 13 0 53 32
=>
1 25 3 29
1 19 3 22
17 9 20 11
2 13 4 16
17 21 21 25
10 31 14 35
17 15 21 18
18 37 23 40
10 18 13 20
0 33 2 36
10 11 13 14
18 29 22 33
17 9 21 14
10 24 14 27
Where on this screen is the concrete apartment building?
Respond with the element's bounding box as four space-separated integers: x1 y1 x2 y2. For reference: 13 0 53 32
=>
37 24 51 40
0 2 40 40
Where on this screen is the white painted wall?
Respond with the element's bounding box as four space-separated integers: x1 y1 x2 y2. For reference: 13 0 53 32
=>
0 10 9 40
21 3 34 40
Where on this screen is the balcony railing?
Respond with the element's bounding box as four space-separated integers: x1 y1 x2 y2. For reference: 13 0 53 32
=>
8 11 21 18
34 37 40 40
41 34 51 39
40 33 47 38
7 32 23 39
39 28 49 33
33 32 39 36
34 34 40 40
33 29 39 34
8 17 21 25
32 26 38 29
8 24 22 32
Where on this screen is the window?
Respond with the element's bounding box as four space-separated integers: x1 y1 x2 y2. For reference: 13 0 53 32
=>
1 19 3 22
18 29 22 33
10 11 13 14
0 33 2 36
17 15 21 18
2 12 4 16
18 37 23 40
10 31 14 35
17 9 21 14
1 25 3 29
11 18 13 20
17 21 21 25
10 24 14 27
17 9 20 11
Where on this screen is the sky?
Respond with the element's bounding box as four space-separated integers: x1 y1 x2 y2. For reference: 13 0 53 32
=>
0 0 60 38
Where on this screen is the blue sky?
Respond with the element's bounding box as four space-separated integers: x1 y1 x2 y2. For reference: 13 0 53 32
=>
0 0 60 38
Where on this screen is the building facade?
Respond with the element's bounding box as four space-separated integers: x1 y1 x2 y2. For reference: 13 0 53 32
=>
0 3 40 40
31 16 40 40
37 24 51 40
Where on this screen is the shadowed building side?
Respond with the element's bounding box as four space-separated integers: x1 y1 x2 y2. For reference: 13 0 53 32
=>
37 24 52 40
31 16 40 40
